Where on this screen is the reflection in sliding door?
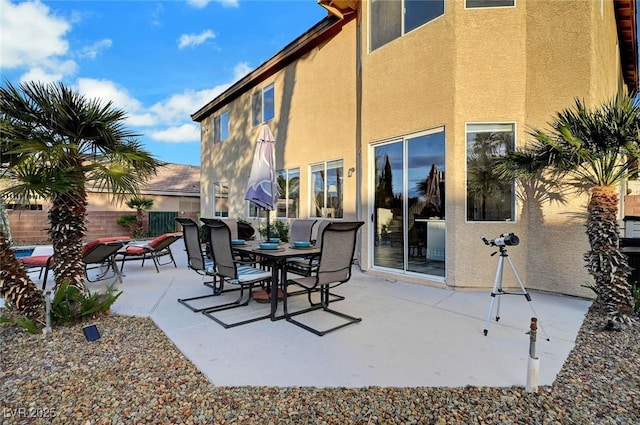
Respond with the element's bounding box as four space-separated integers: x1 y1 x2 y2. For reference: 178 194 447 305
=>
372 129 445 278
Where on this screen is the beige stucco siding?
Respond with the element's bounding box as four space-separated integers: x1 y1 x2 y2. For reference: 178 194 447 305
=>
357 0 629 297
200 20 358 224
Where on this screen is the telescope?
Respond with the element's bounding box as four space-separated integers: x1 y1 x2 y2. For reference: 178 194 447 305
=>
481 233 519 247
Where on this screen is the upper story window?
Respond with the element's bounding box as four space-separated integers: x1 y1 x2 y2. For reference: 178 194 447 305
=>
370 0 444 51
213 111 229 144
466 123 515 222
466 0 514 8
252 83 275 126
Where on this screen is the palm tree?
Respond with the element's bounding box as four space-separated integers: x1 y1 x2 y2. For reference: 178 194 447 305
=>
126 197 154 238
0 80 162 292
502 94 640 323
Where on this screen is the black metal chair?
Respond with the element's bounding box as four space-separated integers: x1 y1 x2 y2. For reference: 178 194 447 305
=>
176 217 230 312
283 221 364 336
201 219 273 328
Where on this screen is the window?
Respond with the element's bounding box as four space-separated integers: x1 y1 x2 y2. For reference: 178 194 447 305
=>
370 0 444 51
466 123 515 222
213 111 229 144
252 83 275 126
466 0 514 8
276 168 300 218
310 160 343 219
213 182 229 217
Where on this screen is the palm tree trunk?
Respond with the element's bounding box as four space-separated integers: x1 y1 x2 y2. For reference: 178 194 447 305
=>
49 190 88 291
0 231 43 319
584 186 634 322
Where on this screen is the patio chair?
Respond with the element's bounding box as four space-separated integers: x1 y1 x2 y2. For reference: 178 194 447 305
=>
116 232 182 273
286 219 330 278
20 236 131 290
201 219 273 328
283 221 364 336
289 219 317 243
175 217 225 312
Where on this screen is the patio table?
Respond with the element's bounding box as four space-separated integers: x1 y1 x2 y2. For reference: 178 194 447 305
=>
232 241 320 320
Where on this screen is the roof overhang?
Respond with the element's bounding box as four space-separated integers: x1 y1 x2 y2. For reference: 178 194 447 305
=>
614 0 638 92
317 0 358 19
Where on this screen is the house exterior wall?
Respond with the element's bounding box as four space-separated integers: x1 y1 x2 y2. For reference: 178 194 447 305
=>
200 20 358 227
357 0 627 297
196 0 635 298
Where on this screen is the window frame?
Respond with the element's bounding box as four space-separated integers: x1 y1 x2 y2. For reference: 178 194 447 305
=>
213 110 229 144
369 0 445 52
309 159 344 219
276 168 300 219
252 83 275 126
213 182 229 218
465 0 515 9
465 122 517 223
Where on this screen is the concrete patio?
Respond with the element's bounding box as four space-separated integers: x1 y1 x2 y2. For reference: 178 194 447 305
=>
28 243 592 388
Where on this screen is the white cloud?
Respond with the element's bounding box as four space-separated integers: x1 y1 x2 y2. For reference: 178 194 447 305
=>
74 78 145 116
178 30 215 50
79 39 112 59
19 67 63 85
233 62 252 81
0 0 71 69
149 85 229 123
186 0 239 9
149 124 200 143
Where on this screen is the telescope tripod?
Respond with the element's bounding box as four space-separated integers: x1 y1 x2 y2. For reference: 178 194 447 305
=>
483 245 546 338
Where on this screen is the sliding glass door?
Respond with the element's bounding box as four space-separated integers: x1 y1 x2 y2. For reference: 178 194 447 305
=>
372 129 445 277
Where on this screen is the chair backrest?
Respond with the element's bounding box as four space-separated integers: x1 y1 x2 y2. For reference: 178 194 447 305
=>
314 220 331 249
201 217 239 240
83 241 125 265
82 236 130 255
204 220 237 280
316 222 364 286
176 218 206 271
289 219 317 243
148 232 182 250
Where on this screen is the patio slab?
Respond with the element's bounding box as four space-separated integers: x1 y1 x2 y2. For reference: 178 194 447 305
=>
29 244 591 388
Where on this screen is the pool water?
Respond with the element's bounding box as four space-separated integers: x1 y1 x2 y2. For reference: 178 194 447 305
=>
10 247 36 259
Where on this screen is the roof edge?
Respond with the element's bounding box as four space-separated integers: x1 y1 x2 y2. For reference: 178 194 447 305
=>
614 0 638 92
191 14 355 122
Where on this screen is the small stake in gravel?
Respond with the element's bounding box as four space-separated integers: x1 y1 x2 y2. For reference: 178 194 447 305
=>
43 291 52 334
526 317 539 392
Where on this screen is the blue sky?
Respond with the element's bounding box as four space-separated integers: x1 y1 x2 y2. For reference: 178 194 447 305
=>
0 0 328 166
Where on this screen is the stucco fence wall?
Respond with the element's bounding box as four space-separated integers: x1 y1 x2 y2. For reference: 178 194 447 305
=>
7 210 199 245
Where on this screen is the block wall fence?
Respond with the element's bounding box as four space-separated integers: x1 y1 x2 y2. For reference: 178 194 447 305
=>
6 210 199 245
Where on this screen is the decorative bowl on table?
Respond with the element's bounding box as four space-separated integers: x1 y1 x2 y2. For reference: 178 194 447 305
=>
231 239 246 245
292 241 311 248
267 237 281 243
258 243 279 250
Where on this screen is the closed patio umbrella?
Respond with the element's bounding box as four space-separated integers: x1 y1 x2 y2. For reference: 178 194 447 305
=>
245 124 278 239
425 163 441 213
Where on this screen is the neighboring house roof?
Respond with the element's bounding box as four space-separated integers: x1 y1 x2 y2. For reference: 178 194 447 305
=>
140 163 200 196
192 2 638 122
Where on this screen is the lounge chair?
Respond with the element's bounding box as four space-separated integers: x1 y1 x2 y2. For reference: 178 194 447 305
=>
283 221 364 336
116 232 182 273
20 236 131 290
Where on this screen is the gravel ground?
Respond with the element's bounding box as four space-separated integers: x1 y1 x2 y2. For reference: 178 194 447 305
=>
1 306 638 425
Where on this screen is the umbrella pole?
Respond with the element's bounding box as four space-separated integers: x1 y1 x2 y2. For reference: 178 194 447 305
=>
265 208 270 241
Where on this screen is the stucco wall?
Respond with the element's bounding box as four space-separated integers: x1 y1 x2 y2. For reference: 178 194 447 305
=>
200 19 358 226
357 0 627 297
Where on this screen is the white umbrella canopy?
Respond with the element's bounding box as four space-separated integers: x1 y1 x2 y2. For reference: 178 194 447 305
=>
245 124 279 238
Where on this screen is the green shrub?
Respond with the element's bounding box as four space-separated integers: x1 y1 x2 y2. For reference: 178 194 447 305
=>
0 315 39 334
259 219 290 242
50 281 122 324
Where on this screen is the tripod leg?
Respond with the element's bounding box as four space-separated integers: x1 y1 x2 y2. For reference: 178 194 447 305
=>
484 255 504 336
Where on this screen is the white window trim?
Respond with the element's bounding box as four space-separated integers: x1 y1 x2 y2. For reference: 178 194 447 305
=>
464 121 518 224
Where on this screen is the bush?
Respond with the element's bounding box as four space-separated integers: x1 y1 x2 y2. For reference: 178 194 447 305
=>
50 281 122 324
259 220 290 242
